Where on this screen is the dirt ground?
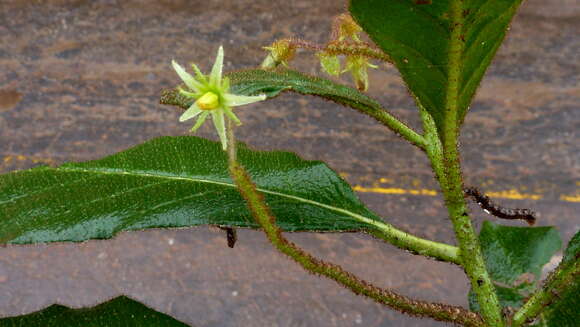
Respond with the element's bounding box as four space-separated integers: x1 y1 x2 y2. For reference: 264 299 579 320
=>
0 0 578 326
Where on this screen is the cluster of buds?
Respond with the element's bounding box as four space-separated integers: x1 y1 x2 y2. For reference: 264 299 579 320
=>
260 14 378 91
318 14 376 91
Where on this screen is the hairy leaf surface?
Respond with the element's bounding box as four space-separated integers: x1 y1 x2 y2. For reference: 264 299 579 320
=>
349 0 524 133
541 230 580 326
470 221 562 312
0 136 382 244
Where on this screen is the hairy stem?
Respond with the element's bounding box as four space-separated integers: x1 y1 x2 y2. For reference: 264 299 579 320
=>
428 1 504 326
161 85 427 150
367 227 460 265
275 38 393 63
362 104 426 149
511 255 580 326
228 158 483 326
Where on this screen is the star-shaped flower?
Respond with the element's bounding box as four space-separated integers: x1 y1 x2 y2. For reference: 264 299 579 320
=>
172 46 266 150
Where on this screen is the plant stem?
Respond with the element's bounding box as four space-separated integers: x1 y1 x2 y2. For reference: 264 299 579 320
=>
272 38 393 63
367 226 460 265
161 80 427 150
228 158 484 327
511 254 580 326
428 1 505 326
365 105 426 149
226 115 455 264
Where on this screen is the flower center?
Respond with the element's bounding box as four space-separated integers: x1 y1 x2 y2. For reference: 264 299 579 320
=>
196 92 220 110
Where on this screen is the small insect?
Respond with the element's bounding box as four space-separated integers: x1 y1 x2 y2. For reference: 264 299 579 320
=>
464 186 536 225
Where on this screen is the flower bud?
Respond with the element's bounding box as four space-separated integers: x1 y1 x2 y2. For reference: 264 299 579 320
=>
317 52 341 76
345 56 377 91
261 39 296 69
336 14 362 42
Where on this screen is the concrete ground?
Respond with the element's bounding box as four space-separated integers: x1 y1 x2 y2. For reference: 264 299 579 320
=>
0 0 578 326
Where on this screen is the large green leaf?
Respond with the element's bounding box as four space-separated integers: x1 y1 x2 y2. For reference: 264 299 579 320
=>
0 136 382 244
469 221 562 312
0 296 189 327
349 0 524 133
541 230 580 327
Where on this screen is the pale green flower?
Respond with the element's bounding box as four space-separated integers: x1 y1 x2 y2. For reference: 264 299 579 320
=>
172 46 266 150
344 55 378 92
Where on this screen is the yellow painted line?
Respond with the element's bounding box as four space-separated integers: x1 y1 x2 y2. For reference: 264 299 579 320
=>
353 184 580 204
485 189 542 201
1 155 55 165
560 194 580 203
353 185 438 196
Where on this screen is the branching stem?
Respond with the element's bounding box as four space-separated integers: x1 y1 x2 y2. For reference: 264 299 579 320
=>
227 150 483 326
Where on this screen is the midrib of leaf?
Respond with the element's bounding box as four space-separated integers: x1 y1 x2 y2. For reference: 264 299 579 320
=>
56 166 383 228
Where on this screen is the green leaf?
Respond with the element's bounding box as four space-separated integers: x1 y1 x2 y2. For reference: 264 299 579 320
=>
479 221 562 285
162 68 384 117
541 230 580 327
0 136 382 244
349 0 524 133
470 221 562 312
562 229 580 265
0 296 189 327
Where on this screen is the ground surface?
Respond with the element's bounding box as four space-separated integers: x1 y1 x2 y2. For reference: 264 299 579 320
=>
0 0 578 326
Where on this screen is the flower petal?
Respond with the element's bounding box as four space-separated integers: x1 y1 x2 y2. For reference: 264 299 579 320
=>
191 63 207 83
178 87 198 98
172 60 202 91
223 107 242 126
211 110 227 150
224 93 267 107
190 111 209 133
179 103 203 122
209 46 224 87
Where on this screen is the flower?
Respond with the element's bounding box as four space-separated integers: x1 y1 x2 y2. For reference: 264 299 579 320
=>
317 52 341 76
344 55 377 91
261 39 296 69
172 46 266 150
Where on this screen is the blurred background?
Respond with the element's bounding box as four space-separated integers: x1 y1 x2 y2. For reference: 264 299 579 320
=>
0 0 578 326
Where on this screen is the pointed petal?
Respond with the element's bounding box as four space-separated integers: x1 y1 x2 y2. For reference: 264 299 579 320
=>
179 103 203 122
211 110 227 150
172 60 202 91
190 63 207 83
223 107 242 125
190 112 209 133
221 76 230 92
209 46 224 87
224 93 267 107
178 87 198 98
